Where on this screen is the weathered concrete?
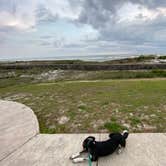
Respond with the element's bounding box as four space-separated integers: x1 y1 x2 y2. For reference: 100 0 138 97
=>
0 100 39 161
98 133 166 166
1 133 166 166
0 100 166 166
0 134 98 166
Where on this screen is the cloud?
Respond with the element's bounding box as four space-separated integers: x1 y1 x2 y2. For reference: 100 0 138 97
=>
1 0 166 57
72 0 166 53
0 0 82 31
35 4 58 23
132 0 166 9
76 0 166 28
0 0 37 31
36 0 83 23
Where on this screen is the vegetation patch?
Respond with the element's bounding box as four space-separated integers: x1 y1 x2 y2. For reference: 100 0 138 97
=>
104 122 125 132
130 117 141 126
0 70 166 133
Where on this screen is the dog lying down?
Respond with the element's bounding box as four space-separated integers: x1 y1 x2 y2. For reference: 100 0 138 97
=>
70 130 129 163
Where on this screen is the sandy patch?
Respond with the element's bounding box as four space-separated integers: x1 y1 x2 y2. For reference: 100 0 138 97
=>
4 93 32 101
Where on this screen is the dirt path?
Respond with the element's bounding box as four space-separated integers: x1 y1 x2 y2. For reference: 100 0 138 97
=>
37 77 166 86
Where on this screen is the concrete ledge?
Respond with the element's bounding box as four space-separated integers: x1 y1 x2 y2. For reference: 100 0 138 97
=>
1 133 166 166
0 100 39 161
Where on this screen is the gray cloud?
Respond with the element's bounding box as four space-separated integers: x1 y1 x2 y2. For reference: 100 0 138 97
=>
35 4 58 23
132 0 166 8
77 0 166 27
73 0 166 53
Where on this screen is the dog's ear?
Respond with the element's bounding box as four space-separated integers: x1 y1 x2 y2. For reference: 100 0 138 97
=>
88 140 96 149
86 136 96 148
83 136 95 150
109 133 115 138
109 132 122 139
87 136 95 141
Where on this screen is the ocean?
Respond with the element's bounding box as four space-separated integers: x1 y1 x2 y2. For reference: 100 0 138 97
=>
0 54 138 62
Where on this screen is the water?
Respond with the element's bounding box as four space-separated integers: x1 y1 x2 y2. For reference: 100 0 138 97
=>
0 54 138 62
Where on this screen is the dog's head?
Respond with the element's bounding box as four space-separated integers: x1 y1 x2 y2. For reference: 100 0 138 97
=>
109 130 129 147
82 136 96 151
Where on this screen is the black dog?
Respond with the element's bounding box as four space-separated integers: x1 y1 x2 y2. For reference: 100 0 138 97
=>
70 130 129 163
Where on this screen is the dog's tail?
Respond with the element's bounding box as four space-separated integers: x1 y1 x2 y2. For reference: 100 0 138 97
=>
122 130 129 139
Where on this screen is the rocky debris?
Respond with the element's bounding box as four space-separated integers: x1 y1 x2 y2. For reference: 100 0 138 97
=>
125 104 132 107
58 108 69 114
150 114 157 118
123 123 131 129
8 71 16 77
114 108 119 113
71 123 81 128
92 119 105 129
36 70 64 80
110 103 121 108
140 114 150 120
143 124 157 131
136 124 143 130
129 113 133 116
20 74 34 78
0 71 16 78
58 116 70 125
143 106 149 109
20 70 65 81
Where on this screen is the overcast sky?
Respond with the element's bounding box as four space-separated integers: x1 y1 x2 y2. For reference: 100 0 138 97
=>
0 0 166 60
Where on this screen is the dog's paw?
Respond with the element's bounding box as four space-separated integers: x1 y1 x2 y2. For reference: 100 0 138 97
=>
117 149 122 154
117 148 122 154
72 158 86 163
69 152 80 160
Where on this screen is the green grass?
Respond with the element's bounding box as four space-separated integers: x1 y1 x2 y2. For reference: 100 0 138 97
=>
130 117 141 126
159 55 166 59
104 122 126 132
0 79 166 133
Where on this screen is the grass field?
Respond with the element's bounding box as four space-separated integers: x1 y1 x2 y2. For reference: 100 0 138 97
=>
0 78 166 133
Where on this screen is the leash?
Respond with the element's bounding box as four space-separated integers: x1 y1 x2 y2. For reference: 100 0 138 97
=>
88 152 92 166
86 139 93 166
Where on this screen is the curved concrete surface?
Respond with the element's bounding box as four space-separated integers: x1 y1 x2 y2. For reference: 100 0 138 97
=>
0 100 39 161
1 134 98 166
